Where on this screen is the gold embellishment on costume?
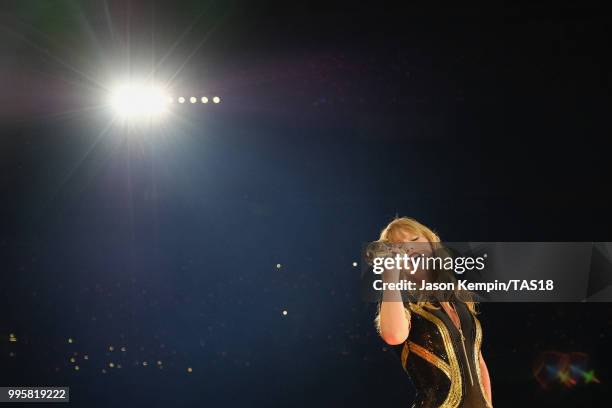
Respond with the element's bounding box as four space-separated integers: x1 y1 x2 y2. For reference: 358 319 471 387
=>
401 342 410 372
410 304 462 408
400 307 412 372
405 341 451 379
405 306 412 328
474 317 492 408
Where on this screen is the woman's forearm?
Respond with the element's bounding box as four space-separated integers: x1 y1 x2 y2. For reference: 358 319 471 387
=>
379 300 410 344
378 269 410 345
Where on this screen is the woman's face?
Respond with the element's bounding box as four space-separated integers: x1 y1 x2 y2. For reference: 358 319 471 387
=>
394 229 429 244
393 229 434 281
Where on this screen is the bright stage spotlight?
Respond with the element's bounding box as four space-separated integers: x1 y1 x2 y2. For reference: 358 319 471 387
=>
109 83 169 120
213 96 221 104
201 96 209 103
190 96 197 104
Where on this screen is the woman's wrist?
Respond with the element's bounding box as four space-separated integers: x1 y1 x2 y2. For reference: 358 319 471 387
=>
381 269 403 301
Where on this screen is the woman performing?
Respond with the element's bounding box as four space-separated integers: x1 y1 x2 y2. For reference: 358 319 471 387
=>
374 217 493 408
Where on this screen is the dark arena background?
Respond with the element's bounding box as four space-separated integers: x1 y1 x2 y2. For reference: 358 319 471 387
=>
1 1 611 407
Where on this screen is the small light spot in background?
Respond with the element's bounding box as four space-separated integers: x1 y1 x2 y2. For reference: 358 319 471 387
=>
84 355 89 360
352 262 358 267
68 338 73 344
178 97 185 104
142 361 148 367
276 263 282 269
109 346 114 352
187 367 193 373
109 362 115 368
121 346 126 352
74 365 80 371
201 96 208 103
282 310 288 316
9 333 17 342
190 97 197 103
213 96 221 104
70 357 76 363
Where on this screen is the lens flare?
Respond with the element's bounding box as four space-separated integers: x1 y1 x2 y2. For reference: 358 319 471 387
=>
109 83 169 120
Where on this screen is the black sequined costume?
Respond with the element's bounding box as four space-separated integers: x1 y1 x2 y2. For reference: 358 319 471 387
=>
399 302 491 408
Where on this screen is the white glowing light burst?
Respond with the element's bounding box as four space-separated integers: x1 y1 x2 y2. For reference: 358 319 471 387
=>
109 83 170 120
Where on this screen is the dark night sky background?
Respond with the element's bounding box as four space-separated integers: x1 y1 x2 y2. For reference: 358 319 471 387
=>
1 1 611 407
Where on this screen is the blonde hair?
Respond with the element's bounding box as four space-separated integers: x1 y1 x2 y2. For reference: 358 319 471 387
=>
379 216 442 244
374 217 477 333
